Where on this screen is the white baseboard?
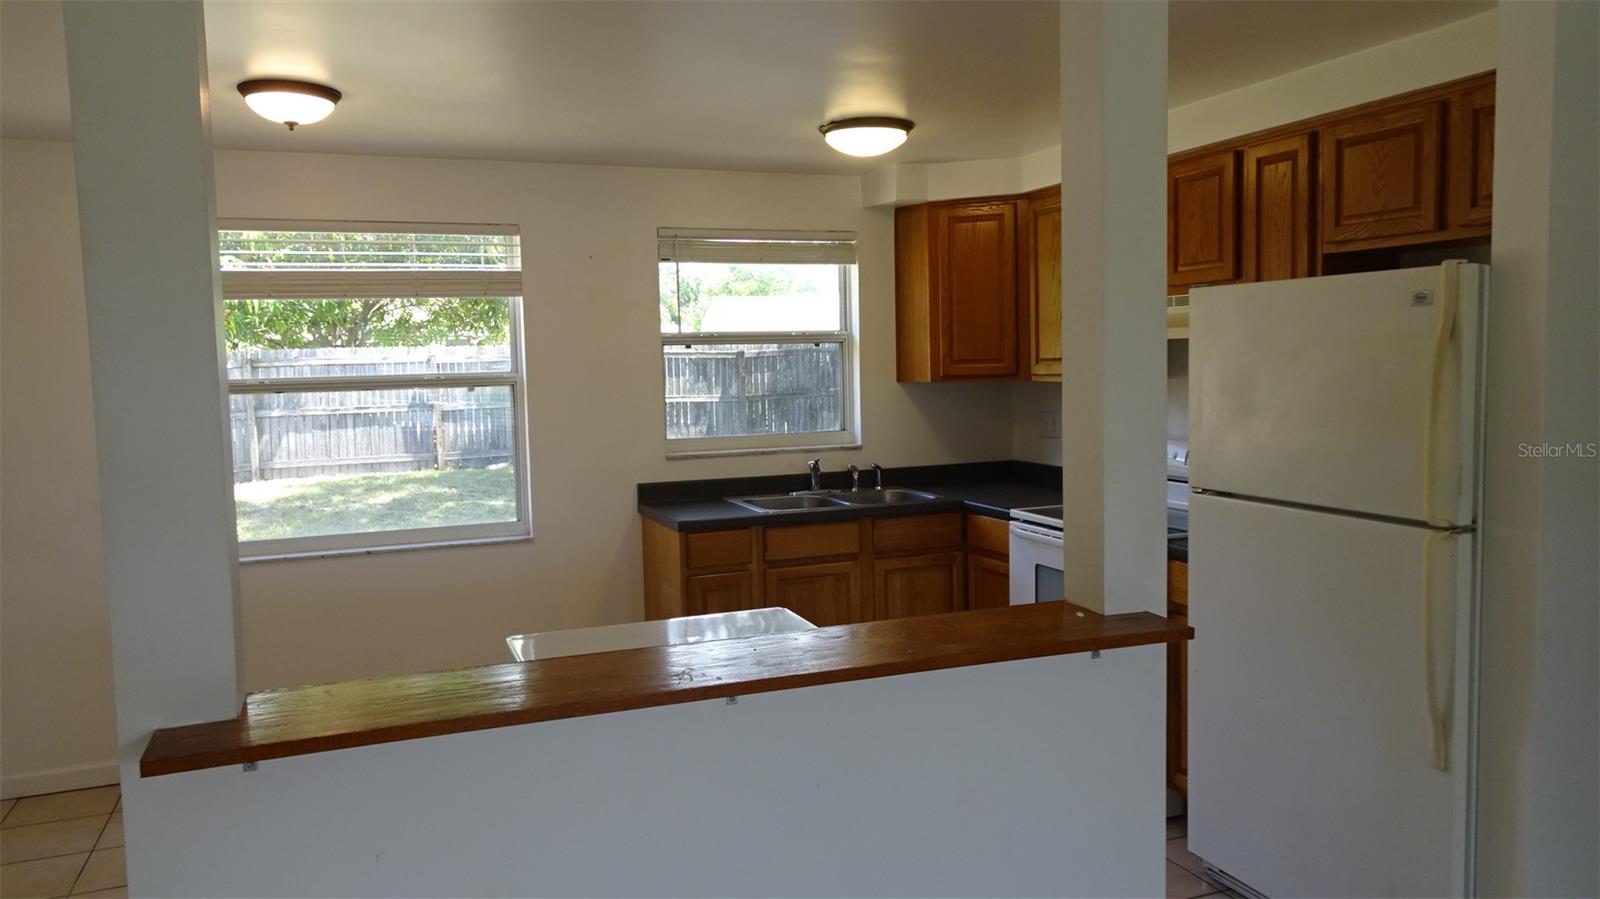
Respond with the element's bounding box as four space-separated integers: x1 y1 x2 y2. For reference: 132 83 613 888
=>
2 761 120 799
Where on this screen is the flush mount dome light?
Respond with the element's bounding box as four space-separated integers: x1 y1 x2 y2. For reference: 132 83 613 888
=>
237 79 342 131
819 116 914 157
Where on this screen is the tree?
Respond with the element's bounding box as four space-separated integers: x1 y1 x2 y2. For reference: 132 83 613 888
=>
223 297 509 349
659 263 817 333
219 230 512 349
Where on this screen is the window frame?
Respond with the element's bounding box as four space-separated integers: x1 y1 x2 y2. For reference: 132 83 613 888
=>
219 220 533 561
657 230 860 458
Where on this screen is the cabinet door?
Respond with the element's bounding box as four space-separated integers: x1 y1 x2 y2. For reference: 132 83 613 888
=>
1022 186 1062 379
1168 149 1240 288
1320 102 1444 247
966 552 1011 611
937 200 1019 378
1168 625 1188 792
765 560 862 627
874 551 964 620
685 571 752 616
1448 84 1494 228
1242 133 1315 282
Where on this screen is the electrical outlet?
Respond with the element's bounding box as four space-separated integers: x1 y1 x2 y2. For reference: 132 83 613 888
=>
1039 412 1061 439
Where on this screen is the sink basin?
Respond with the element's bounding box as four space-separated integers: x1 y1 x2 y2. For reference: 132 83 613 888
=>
729 493 850 513
833 488 939 505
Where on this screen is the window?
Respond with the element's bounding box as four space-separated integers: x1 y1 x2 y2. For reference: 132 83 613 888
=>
220 223 529 558
658 228 858 455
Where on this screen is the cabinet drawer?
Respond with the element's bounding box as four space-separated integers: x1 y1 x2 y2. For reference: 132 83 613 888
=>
764 522 860 564
965 513 1010 557
873 513 963 555
684 529 751 571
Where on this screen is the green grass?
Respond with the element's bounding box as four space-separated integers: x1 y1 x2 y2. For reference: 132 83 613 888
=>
234 464 517 541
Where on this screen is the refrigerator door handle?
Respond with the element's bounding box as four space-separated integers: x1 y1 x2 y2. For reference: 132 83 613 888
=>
1422 529 1460 771
1422 261 1462 528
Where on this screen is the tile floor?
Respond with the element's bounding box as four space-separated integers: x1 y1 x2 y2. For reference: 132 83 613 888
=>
2 785 1217 898
0 786 125 899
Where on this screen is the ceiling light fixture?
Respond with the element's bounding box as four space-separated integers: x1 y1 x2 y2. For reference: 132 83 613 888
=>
819 116 914 157
237 79 342 131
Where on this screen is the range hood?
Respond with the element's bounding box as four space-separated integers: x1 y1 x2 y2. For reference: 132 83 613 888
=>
1167 294 1190 339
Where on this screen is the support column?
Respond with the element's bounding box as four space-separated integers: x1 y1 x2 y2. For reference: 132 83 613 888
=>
1478 2 1600 895
63 0 242 884
1059 0 1169 616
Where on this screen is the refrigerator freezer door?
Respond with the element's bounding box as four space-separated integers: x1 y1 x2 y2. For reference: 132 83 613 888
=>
1190 263 1483 526
1187 493 1474 899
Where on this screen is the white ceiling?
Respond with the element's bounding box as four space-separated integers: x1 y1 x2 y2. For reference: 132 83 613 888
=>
1 0 1492 175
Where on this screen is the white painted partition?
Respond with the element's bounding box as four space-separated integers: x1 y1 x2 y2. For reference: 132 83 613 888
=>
132 649 1163 897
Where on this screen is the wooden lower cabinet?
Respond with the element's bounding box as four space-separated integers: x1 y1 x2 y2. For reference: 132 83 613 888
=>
645 512 1008 626
685 571 752 616
874 551 965 619
1167 559 1190 793
766 560 862 627
966 551 1011 610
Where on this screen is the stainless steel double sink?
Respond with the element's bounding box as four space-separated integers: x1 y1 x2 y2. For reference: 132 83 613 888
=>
729 489 938 514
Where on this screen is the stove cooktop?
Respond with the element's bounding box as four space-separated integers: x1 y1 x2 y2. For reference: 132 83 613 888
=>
1012 504 1188 537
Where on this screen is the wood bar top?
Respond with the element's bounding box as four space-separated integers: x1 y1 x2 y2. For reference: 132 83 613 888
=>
140 603 1192 778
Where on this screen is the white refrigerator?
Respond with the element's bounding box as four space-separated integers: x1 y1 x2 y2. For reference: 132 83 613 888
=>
1187 262 1485 899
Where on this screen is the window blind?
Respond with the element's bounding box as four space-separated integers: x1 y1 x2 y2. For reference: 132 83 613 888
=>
656 228 857 265
218 222 522 299
220 270 524 300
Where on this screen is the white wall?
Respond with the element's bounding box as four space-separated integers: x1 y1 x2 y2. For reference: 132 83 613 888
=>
129 649 1167 897
0 140 120 796
0 140 1016 796
1167 10 1496 153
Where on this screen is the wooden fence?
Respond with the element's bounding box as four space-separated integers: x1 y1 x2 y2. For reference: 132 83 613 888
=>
663 343 842 439
227 342 843 482
228 348 514 483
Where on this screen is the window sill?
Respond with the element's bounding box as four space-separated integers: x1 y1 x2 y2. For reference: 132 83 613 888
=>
665 441 863 461
239 532 533 564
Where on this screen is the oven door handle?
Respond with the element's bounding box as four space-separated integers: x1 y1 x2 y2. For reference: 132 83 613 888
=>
1009 521 1064 546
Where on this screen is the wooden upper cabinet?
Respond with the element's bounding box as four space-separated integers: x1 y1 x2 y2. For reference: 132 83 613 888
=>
766 560 862 627
1021 185 1062 380
1320 102 1444 248
895 198 1020 381
1168 149 1240 288
1448 84 1494 228
874 551 964 619
938 200 1020 378
1242 133 1316 282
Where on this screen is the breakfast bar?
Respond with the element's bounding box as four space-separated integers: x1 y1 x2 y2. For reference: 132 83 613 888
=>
141 602 1190 777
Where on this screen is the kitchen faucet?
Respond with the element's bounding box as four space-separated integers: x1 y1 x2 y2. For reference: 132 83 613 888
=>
848 464 860 491
807 458 823 491
870 463 884 490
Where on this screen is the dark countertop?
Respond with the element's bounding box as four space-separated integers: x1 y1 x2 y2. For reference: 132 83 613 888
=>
639 460 1192 561
638 460 1063 533
140 602 1192 778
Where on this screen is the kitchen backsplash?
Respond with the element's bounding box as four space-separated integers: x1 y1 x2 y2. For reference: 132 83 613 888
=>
1168 339 1189 444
